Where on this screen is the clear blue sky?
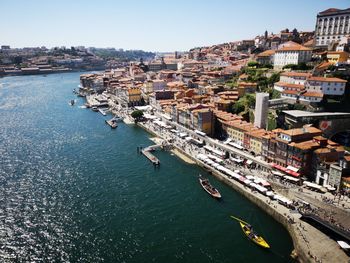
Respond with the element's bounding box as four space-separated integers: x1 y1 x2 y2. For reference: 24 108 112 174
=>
1 0 349 52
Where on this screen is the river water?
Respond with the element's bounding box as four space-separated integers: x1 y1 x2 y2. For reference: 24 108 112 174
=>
0 72 294 262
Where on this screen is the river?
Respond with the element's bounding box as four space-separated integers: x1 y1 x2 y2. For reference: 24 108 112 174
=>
0 72 294 262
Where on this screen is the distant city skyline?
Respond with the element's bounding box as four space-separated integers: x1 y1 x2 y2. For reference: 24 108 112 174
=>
1 0 349 52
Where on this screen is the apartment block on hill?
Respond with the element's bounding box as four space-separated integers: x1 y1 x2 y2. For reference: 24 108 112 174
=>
273 41 312 70
274 71 347 103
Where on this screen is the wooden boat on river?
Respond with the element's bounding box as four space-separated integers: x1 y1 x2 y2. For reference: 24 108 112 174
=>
199 174 221 199
230 216 270 249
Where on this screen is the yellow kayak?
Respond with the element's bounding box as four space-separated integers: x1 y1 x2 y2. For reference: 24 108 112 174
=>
231 216 270 249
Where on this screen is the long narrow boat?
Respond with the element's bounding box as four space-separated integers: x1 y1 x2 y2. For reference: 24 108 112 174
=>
230 216 270 249
199 175 221 199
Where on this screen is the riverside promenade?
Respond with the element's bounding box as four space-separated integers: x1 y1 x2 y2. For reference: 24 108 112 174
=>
137 120 349 263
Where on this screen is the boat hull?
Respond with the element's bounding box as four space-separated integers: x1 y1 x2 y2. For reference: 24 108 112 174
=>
199 176 221 199
239 221 270 249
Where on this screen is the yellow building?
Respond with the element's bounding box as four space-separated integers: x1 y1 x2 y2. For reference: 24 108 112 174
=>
224 120 251 146
237 82 257 97
128 87 142 105
326 51 349 64
191 108 214 136
248 130 266 155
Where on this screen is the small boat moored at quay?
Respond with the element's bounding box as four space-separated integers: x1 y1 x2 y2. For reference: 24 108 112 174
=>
230 216 270 249
199 174 221 199
92 106 98 112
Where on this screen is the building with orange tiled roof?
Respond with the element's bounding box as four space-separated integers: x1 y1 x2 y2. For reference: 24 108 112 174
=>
174 104 214 136
213 90 239 112
244 129 270 155
274 71 347 103
326 51 349 64
220 120 255 147
256 50 275 65
273 41 312 70
279 72 312 85
237 82 257 97
262 125 346 179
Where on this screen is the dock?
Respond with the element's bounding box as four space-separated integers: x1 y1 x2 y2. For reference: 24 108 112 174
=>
105 119 117 129
140 146 160 166
98 108 107 116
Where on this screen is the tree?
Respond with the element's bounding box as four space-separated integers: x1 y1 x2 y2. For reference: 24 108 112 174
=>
247 61 260 68
283 63 312 70
230 101 245 114
270 89 281 99
13 56 23 65
245 94 256 108
131 110 144 122
268 72 280 85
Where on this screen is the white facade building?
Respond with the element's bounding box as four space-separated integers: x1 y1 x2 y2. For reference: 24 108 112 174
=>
274 72 347 103
279 72 311 85
306 77 347 96
315 8 350 48
273 41 312 70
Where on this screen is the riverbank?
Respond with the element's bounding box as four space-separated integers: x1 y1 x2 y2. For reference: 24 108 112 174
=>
137 121 349 263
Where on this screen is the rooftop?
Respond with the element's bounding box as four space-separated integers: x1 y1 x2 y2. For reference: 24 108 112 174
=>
283 110 350 118
280 72 312 78
276 41 312 52
281 126 322 137
291 140 320 151
275 81 305 90
307 76 347 83
302 91 324 98
318 8 350 16
238 82 257 87
257 50 275 57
